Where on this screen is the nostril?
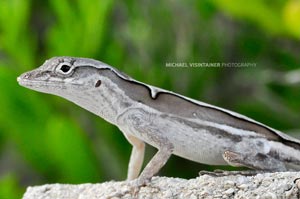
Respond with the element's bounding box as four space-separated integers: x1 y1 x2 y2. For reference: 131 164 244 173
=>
22 73 32 79
17 73 29 81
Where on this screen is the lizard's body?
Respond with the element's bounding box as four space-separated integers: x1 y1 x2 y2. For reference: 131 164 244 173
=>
17 57 300 185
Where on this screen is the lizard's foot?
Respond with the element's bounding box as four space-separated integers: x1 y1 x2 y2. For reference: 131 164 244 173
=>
131 177 149 197
199 169 263 177
124 177 158 198
106 179 148 199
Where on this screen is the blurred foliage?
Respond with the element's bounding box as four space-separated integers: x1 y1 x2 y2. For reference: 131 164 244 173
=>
0 0 300 198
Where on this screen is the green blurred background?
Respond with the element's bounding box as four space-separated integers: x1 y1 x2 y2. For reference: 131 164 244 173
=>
1 0 300 198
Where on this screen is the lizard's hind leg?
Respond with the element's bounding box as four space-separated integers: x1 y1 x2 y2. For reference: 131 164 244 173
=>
222 150 287 172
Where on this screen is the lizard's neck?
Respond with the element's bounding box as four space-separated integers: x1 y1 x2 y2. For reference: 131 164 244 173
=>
65 79 133 125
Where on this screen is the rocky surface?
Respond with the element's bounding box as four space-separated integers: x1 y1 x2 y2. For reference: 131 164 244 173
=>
23 172 300 199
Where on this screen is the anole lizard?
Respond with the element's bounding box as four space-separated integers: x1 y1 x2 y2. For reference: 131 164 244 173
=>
17 57 300 185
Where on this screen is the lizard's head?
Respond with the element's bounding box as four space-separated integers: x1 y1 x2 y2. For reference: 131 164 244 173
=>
17 56 127 95
17 56 133 122
18 56 133 103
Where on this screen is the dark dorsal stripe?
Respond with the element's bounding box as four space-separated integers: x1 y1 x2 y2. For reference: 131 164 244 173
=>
98 68 300 150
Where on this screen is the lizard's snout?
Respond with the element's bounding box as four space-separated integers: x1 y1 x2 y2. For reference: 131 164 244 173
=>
17 68 47 81
17 71 33 86
17 73 29 82
17 72 27 85
17 69 43 87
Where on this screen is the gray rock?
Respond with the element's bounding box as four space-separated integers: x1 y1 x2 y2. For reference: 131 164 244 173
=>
23 172 300 199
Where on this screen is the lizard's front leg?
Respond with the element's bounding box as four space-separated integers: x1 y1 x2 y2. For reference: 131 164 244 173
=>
117 108 174 185
124 133 145 180
137 142 173 186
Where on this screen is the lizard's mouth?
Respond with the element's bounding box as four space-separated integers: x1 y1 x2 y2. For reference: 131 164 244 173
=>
17 75 83 89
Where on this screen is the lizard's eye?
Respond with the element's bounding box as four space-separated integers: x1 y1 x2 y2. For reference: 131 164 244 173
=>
56 63 73 75
60 65 71 73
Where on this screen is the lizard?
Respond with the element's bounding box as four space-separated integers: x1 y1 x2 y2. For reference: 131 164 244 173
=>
17 56 300 186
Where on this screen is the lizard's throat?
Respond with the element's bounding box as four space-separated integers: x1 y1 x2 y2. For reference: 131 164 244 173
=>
65 87 130 125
